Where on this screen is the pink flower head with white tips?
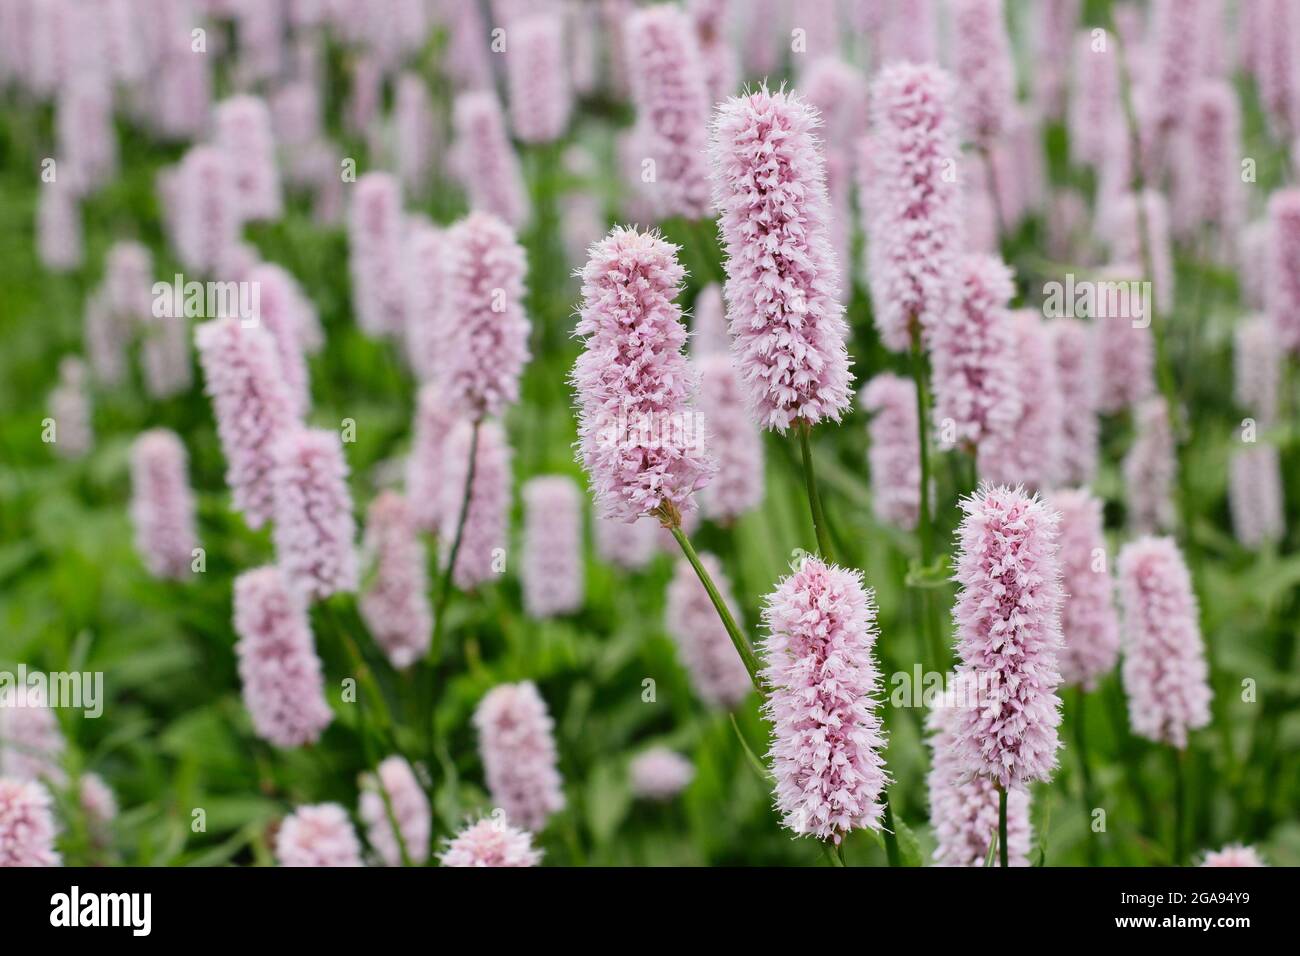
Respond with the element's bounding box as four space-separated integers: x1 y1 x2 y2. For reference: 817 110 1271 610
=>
1201 844 1267 867
130 428 200 581
276 804 364 867
1049 489 1120 690
453 90 529 228
1229 445 1286 548
474 681 566 832
710 84 853 432
214 94 283 222
506 14 571 144
360 491 433 670
760 557 889 841
950 0 1016 147
347 172 406 338
1266 188 1300 353
949 484 1065 791
0 778 61 867
1093 264 1156 414
174 145 239 275
272 427 358 602
860 372 921 531
439 817 542 867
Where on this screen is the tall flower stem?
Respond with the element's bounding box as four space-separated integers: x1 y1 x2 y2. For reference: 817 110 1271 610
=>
796 420 835 562
429 417 482 663
1075 687 1100 866
1172 747 1186 866
998 786 1009 869
908 326 945 671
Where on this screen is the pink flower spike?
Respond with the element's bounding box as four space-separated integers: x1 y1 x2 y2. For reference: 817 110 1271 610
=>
1069 29 1119 170
174 145 239 276
506 14 571 144
232 566 333 748
629 747 696 801
1123 397 1177 535
247 263 312 418
760 557 889 841
949 484 1065 791
440 419 512 591
130 429 200 581
214 95 283 223
474 681 566 832
665 552 753 709
690 283 729 358
360 755 431 866
195 318 296 530
710 84 853 432
405 383 457 533
860 373 921 532
272 427 358 602
522 476 585 619
1118 537 1212 749
0 779 61 867
347 172 406 339
572 226 715 523
276 804 364 867
452 90 529 228
1201 844 1267 867
439 818 542 867
950 0 1016 147
1229 445 1286 548
37 181 83 272
1049 488 1120 690
1048 318 1100 486
1266 188 1300 353
1234 315 1281 426
696 354 765 522
360 491 434 670
1092 264 1155 414
0 682 65 784
403 221 446 382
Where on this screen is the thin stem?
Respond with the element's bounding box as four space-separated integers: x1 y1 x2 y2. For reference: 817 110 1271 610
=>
796 420 836 563
880 794 903 868
1075 688 1100 866
429 417 482 662
907 326 945 670
998 786 1009 869
821 841 845 867
351 678 414 868
1172 747 1186 866
661 512 762 689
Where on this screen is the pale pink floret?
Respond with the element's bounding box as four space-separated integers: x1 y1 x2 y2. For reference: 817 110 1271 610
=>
130 428 200 581
665 552 754 709
247 263 312 417
1093 264 1156 414
360 491 433 670
691 283 730 358
1123 397 1177 534
0 779 61 867
710 85 853 432
174 145 239 275
276 803 364 867
860 373 921 532
626 5 713 220
440 212 532 418
214 95 283 222
360 755 431 866
0 684 65 784
760 557 889 841
1049 489 1120 690
507 14 571 144
929 254 1021 451
927 700 1032 866
1049 318 1100 486
594 513 660 570
629 747 696 800
195 318 296 530
1266 188 1300 353
272 427 358 602
232 566 333 748
572 227 715 523
453 90 529 228
1201 844 1267 867
1229 445 1286 548
950 0 1015 147
950 485 1065 791
347 172 406 338
439 818 542 867
439 419 512 591
696 355 765 522
1118 537 1212 749
522 476 586 618
474 681 566 832
977 311 1063 491
865 62 961 351
1234 315 1281 426
405 383 457 533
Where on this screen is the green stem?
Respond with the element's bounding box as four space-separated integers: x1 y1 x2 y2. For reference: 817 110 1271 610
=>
998 786 1009 869
1074 688 1100 866
1172 747 1186 866
908 327 935 566
881 795 903 868
796 420 836 563
429 417 481 662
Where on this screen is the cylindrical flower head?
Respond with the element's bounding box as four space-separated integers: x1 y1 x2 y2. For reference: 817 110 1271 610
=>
57 78 117 194
474 681 566 832
665 552 753 708
1118 536 1212 748
1148 0 1205 132
1201 844 1267 867
439 419 512 591
232 565 333 748
507 14 571 143
440 212 531 418
439 818 542 867
1048 318 1100 486
360 755 431 865
272 427 358 602
865 63 962 351
696 355 765 522
1123 397 1177 534
215 95 283 222
37 181 83 272
629 747 695 800
1093 264 1156 414
83 289 128 388
710 85 853 432
1259 0 1299 139
247 263 312 417
929 254 1021 451
347 172 406 338
626 4 713 220
927 700 1032 866
1110 191 1175 315
403 221 445 382
760 557 889 841
879 0 938 65
195 318 296 529
800 57 868 149
0 779 61 867
860 373 921 531
594 513 660 570
690 283 729 358
950 0 1016 146
1049 489 1120 690
395 73 436 199
405 383 456 533
452 90 529 228
360 491 433 669
79 772 117 847
105 240 153 324
1031 0 1082 121
1266 188 1300 353
572 227 716 522
1234 315 1281 425
0 683 65 784
47 357 92 460
276 803 364 867
1229 445 1286 548
521 476 585 619
976 311 1064 491
174 145 239 275
949 485 1065 790
130 428 200 580
1181 81 1243 239
689 0 739 104
1069 29 1119 170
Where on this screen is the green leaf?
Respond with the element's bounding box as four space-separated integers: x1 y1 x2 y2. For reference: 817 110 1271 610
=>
894 815 924 867
905 555 952 590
